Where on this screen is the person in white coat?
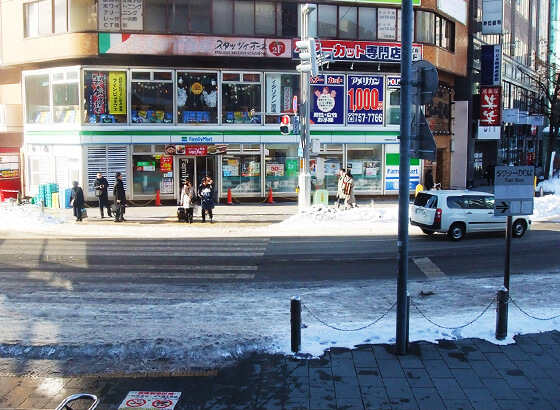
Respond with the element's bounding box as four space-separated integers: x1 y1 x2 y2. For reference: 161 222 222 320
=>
343 171 357 209
180 180 196 223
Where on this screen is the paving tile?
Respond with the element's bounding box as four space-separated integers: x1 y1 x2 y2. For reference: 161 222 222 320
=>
526 351 560 371
383 377 414 400
329 347 353 360
431 378 467 400
440 351 471 369
333 379 361 399
462 388 500 410
450 368 485 389
411 387 445 410
403 369 433 388
494 399 529 409
497 368 535 389
472 338 503 353
480 378 518 400
372 345 397 360
335 396 365 409
352 350 378 368
331 357 358 378
483 352 516 370
533 378 560 401
285 359 309 378
457 345 487 361
422 359 453 378
417 342 442 360
528 332 558 345
398 353 425 369
377 359 405 378
514 359 551 380
516 335 547 353
514 387 556 409
282 396 309 409
468 360 501 379
309 384 336 409
500 344 532 361
356 369 383 389
442 399 474 409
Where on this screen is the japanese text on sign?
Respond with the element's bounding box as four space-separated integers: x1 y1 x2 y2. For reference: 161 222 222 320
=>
479 86 501 126
347 75 384 125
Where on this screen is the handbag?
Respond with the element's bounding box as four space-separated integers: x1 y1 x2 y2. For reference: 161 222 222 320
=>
94 188 102 197
110 204 118 213
81 208 88 219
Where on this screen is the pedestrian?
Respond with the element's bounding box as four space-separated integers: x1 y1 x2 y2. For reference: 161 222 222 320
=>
70 181 85 222
93 172 112 218
485 162 495 186
198 176 215 223
424 168 435 190
343 170 357 209
335 168 346 209
180 180 196 223
112 172 127 222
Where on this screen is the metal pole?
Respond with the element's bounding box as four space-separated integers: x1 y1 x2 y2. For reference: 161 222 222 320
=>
495 286 509 340
291 296 301 353
504 215 512 290
396 0 412 356
298 5 313 212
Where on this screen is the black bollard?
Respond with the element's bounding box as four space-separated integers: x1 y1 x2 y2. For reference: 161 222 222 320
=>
495 286 509 340
291 296 301 353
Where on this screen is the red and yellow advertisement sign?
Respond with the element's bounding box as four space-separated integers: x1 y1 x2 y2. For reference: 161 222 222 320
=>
160 156 173 172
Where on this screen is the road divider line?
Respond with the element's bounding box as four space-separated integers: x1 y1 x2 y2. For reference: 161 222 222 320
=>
412 257 448 280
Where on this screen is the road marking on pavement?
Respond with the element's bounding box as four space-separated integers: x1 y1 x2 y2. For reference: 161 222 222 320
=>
412 257 448 280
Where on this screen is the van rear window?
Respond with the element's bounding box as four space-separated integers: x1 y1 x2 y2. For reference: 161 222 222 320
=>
414 193 437 208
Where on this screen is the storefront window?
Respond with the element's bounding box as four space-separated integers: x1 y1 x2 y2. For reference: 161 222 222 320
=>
25 73 50 124
222 154 261 194
387 78 401 125
52 70 79 124
311 154 343 192
264 144 298 193
131 71 174 124
177 72 218 124
84 70 127 124
221 72 262 125
132 154 174 195
265 74 299 124
347 145 383 192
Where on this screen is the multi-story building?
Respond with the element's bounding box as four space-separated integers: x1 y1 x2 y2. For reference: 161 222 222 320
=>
456 0 550 185
0 0 469 203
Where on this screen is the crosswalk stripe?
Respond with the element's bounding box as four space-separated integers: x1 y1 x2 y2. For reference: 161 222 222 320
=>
412 257 448 280
0 263 258 271
0 250 265 257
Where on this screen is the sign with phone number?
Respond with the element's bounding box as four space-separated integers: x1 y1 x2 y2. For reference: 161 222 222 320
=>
347 75 384 125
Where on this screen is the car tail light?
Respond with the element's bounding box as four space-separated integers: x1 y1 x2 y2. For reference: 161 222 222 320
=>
434 208 442 224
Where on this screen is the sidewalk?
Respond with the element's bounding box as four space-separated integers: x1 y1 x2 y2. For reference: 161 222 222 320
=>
1 331 559 409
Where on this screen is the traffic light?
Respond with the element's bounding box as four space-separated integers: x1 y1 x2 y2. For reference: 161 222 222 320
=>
411 60 438 161
296 38 318 77
280 115 291 135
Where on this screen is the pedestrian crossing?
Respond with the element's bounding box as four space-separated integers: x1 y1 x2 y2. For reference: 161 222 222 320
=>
0 238 268 281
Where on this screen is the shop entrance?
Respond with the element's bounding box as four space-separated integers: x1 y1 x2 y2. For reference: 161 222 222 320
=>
179 156 217 189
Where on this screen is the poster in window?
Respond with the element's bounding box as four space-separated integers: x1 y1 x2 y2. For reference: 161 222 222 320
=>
160 156 173 172
108 72 127 115
378 9 397 40
310 75 345 125
347 75 384 125
86 72 107 116
223 160 240 177
266 163 285 177
286 159 298 177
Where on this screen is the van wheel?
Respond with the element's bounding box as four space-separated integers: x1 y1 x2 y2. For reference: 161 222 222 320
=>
447 223 465 241
421 229 435 235
512 220 527 237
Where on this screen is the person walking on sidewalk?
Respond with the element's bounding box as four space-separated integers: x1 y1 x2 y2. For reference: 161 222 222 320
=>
93 172 112 218
180 180 196 223
112 172 127 222
335 168 346 209
70 181 85 222
343 171 357 209
424 168 435 190
198 176 215 223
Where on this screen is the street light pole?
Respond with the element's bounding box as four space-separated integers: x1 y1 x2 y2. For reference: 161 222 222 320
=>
396 0 413 356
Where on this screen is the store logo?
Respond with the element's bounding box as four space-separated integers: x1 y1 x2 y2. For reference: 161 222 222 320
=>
269 41 286 57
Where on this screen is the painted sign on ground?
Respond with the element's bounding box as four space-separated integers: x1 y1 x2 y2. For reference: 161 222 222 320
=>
119 391 181 410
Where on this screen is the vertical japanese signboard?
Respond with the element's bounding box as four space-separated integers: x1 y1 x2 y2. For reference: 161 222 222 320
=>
108 72 126 115
310 75 345 125
87 72 107 115
346 75 384 125
121 0 143 31
98 0 121 31
479 86 501 126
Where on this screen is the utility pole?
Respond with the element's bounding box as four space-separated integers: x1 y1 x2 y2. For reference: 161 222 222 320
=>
296 4 315 211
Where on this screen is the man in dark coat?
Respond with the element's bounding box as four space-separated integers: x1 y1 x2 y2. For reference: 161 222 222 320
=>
424 169 434 190
93 172 112 218
70 181 85 222
113 172 127 222
198 176 215 223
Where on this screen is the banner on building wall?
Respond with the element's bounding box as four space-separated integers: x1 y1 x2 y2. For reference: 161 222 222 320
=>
346 75 384 125
481 45 502 86
482 0 503 35
293 39 422 63
337 0 421 4
480 86 501 126
99 33 292 58
437 0 467 25
310 75 345 125
86 72 107 115
108 72 126 115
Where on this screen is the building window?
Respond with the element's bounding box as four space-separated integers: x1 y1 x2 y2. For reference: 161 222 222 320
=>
222 151 261 194
144 0 167 32
24 0 53 37
264 73 300 124
52 70 80 124
131 71 174 124
168 0 189 34
221 72 262 125
234 1 255 35
264 144 298 193
317 4 337 38
378 8 397 40
69 0 96 31
358 7 377 40
189 0 211 33
347 145 383 192
416 11 435 44
54 0 68 33
255 2 277 35
132 153 172 195
84 70 128 124
177 72 218 124
212 0 233 34
339 6 357 39
25 74 50 124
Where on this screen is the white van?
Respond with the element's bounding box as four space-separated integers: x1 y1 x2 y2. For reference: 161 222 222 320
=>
410 190 531 241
